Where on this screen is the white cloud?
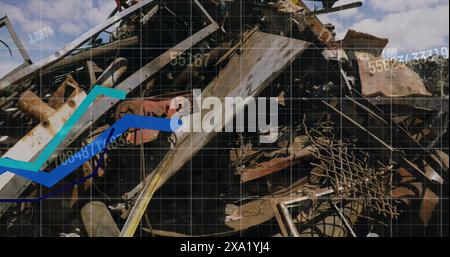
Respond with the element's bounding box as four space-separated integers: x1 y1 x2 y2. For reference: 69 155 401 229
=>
320 0 368 38
2 4 27 24
0 59 22 78
369 0 446 13
59 22 87 37
0 0 116 64
1 3 52 33
1 0 115 36
348 4 449 52
25 0 115 36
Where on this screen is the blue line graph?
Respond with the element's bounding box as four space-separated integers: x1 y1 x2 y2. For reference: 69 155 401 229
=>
0 85 126 172
0 114 181 188
0 130 112 203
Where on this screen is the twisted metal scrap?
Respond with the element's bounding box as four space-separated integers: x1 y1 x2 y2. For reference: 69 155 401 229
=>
305 122 399 219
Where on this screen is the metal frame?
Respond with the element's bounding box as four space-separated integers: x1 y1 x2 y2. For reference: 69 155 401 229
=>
323 95 446 186
0 16 32 79
0 16 31 63
60 0 218 148
0 0 157 90
276 187 337 237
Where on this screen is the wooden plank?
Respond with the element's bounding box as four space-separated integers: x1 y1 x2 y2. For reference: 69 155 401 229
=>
120 31 311 237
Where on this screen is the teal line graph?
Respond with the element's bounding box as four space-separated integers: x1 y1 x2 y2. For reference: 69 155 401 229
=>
0 85 126 172
0 115 179 188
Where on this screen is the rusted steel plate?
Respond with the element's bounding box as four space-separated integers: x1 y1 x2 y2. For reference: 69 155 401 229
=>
342 29 388 57
115 93 190 145
240 145 314 183
356 52 432 97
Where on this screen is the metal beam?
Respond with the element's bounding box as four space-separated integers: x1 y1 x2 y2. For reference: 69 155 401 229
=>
0 16 31 64
119 31 311 237
43 36 139 75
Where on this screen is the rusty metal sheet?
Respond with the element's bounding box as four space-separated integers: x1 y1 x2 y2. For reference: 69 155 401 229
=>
237 137 315 183
115 93 190 145
240 153 310 183
342 29 388 57
356 52 432 97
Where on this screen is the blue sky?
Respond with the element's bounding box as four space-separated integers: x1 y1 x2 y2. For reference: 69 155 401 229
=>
0 0 449 77
0 0 115 77
318 0 449 53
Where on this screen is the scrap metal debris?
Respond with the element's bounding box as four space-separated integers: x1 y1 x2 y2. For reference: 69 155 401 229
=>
0 0 448 237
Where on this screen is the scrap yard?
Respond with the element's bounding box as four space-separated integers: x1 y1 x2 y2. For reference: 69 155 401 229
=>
0 0 448 238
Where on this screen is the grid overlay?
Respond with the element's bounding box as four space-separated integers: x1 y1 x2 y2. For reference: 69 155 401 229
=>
0 0 448 237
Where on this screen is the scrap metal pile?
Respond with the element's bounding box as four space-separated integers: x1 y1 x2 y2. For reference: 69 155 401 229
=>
0 0 448 237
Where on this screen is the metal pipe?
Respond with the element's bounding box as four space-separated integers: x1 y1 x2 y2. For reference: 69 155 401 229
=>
18 90 56 121
306 2 363 16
